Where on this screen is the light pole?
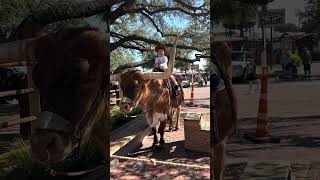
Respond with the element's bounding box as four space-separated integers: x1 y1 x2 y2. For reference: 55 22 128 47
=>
256 5 269 138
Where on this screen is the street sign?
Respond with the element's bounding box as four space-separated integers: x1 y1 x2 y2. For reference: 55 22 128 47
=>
258 9 285 28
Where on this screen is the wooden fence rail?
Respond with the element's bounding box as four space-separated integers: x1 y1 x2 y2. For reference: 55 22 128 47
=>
0 61 34 68
0 116 37 129
0 61 40 138
0 88 35 98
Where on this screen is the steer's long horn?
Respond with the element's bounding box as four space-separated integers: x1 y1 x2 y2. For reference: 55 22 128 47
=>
143 35 179 80
0 39 36 64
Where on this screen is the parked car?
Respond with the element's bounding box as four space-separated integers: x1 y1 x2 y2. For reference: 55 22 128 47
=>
231 51 256 81
181 79 190 88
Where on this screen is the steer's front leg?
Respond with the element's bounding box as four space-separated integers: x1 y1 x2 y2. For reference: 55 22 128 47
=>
152 127 158 147
158 120 166 149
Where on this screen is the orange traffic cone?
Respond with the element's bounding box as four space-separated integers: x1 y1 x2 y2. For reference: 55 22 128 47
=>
256 71 268 138
189 83 195 106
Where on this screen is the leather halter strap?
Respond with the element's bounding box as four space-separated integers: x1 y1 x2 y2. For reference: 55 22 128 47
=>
211 53 237 145
35 77 107 147
120 86 144 109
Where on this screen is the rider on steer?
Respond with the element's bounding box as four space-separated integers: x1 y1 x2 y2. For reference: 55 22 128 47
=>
154 44 179 96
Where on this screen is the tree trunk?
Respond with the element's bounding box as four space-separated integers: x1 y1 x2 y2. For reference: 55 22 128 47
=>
114 59 154 74
11 0 111 40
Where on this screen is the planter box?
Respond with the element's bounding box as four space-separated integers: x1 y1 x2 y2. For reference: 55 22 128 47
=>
184 113 210 153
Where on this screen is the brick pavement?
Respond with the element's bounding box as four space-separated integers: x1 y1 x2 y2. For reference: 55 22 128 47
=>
111 86 210 179
110 117 210 180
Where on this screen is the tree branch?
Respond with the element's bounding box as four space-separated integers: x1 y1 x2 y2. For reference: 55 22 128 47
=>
111 32 209 52
110 0 135 24
114 59 153 73
110 1 209 24
113 56 197 73
140 12 165 37
136 6 209 17
121 44 151 53
172 0 207 11
12 0 111 39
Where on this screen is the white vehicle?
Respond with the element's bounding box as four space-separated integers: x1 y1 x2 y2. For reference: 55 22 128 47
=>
231 51 256 81
181 79 190 88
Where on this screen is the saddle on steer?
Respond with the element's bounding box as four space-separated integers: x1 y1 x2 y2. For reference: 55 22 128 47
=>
153 68 179 97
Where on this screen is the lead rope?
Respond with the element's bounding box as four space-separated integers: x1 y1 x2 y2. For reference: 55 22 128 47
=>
49 79 107 177
214 58 237 138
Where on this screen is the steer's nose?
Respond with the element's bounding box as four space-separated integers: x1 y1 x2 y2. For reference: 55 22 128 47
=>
31 132 66 163
31 133 55 163
120 103 131 113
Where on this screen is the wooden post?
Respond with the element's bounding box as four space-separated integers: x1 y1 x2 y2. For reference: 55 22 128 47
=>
115 89 120 105
19 65 40 139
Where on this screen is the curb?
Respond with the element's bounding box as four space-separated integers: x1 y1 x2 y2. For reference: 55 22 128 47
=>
110 115 149 155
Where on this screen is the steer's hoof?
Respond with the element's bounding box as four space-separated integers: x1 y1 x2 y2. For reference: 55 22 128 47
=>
152 143 159 149
157 144 165 151
174 127 179 131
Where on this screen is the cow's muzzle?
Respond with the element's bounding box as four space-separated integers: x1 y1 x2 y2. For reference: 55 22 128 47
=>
119 97 134 113
35 111 74 134
31 111 73 163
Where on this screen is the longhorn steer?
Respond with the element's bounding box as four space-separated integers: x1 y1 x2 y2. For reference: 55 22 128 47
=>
0 27 109 163
111 36 184 148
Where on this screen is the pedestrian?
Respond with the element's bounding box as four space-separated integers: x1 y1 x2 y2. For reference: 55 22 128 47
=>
281 48 291 71
301 47 312 79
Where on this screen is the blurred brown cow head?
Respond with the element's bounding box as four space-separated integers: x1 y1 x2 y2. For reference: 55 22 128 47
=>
0 27 108 163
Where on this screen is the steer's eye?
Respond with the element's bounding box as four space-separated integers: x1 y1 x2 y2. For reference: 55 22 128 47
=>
134 80 139 85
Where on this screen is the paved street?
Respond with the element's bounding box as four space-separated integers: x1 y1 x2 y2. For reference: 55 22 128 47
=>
180 72 320 119
230 79 320 179
182 84 210 114
234 80 320 118
182 79 320 179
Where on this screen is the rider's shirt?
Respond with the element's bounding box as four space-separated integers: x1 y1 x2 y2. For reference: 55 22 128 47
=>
155 56 168 70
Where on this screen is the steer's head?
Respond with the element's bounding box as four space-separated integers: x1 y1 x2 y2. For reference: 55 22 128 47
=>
0 28 107 163
117 71 146 113
111 35 179 114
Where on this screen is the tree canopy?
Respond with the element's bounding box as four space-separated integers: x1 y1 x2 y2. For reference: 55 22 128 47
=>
0 0 210 71
211 0 259 37
298 0 320 33
109 0 210 70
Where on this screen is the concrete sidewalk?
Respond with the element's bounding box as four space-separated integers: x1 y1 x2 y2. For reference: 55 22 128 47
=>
226 116 320 179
